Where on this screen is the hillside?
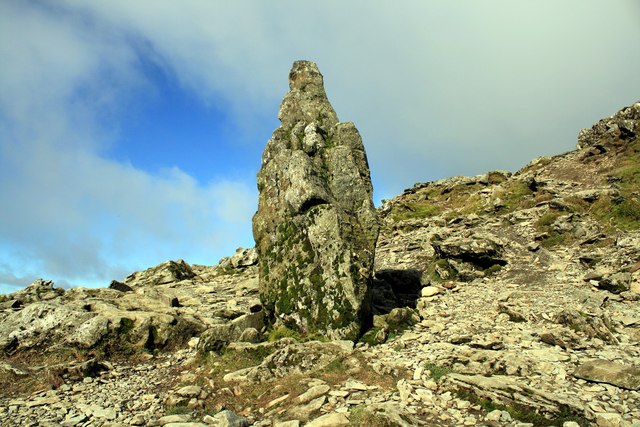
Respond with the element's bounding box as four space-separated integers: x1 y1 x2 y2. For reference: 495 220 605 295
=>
0 101 638 427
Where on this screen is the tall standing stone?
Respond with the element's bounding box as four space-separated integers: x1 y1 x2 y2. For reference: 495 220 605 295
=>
252 61 379 340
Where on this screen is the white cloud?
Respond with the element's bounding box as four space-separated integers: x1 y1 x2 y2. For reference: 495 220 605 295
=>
0 1 256 292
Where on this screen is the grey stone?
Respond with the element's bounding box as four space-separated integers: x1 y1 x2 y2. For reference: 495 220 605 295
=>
211 410 248 427
164 423 208 427
287 395 326 421
594 412 623 427
197 310 264 352
294 384 330 404
157 415 192 425
305 413 349 427
175 385 203 398
253 60 379 340
574 359 640 390
577 101 639 149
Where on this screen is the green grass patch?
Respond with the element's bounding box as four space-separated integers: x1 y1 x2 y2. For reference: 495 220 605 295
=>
589 197 640 231
483 264 503 276
425 258 458 282
389 183 487 222
492 180 534 212
391 200 441 221
267 325 302 342
534 211 570 248
424 362 454 382
203 344 273 379
454 388 589 427
349 406 395 427
165 405 191 415
540 232 568 248
586 139 640 231
536 212 561 227
266 325 329 343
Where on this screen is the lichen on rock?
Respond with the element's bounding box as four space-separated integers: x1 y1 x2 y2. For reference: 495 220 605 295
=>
252 60 379 340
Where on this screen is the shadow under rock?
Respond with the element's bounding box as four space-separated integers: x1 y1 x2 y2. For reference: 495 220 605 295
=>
372 269 423 315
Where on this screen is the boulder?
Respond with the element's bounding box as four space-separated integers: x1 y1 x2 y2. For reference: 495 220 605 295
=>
219 247 258 269
252 61 379 340
124 259 195 287
211 410 249 427
197 311 265 353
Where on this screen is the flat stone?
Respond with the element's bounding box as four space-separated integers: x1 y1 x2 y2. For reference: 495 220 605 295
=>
157 415 192 425
574 359 640 390
294 385 330 404
61 415 88 427
130 414 146 425
344 379 369 391
329 390 349 398
421 286 441 297
175 385 202 398
211 410 248 427
305 413 350 427
288 396 326 421
164 423 208 427
91 406 117 420
266 393 290 408
26 396 60 407
595 412 623 427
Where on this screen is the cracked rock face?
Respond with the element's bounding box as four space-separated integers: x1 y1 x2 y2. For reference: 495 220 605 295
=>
252 61 379 340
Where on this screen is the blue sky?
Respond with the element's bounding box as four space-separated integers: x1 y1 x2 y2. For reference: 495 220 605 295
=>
1 0 640 294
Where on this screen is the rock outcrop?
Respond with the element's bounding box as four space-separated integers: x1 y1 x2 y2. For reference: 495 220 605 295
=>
252 61 379 340
0 257 262 356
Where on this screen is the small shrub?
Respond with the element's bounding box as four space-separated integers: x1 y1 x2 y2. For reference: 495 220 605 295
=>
349 406 394 427
322 357 346 374
391 201 441 221
359 327 385 346
536 212 561 228
483 264 503 276
165 405 191 415
267 325 301 342
492 181 534 212
540 232 567 248
427 258 458 282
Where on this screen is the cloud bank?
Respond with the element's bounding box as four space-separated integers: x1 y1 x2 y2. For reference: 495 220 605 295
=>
1 0 639 292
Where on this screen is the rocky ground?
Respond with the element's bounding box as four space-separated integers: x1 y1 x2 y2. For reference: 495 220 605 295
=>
0 103 639 426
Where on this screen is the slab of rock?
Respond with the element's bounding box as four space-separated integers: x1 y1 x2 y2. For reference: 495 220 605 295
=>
445 373 585 416
211 410 249 427
574 359 640 390
253 60 379 340
294 384 330 404
305 412 349 427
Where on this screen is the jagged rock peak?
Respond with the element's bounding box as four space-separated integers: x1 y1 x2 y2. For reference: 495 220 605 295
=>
577 100 639 149
253 60 379 340
277 60 338 130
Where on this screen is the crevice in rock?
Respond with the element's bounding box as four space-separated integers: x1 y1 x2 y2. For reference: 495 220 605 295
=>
144 327 157 351
299 197 329 214
372 269 422 314
455 254 508 270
